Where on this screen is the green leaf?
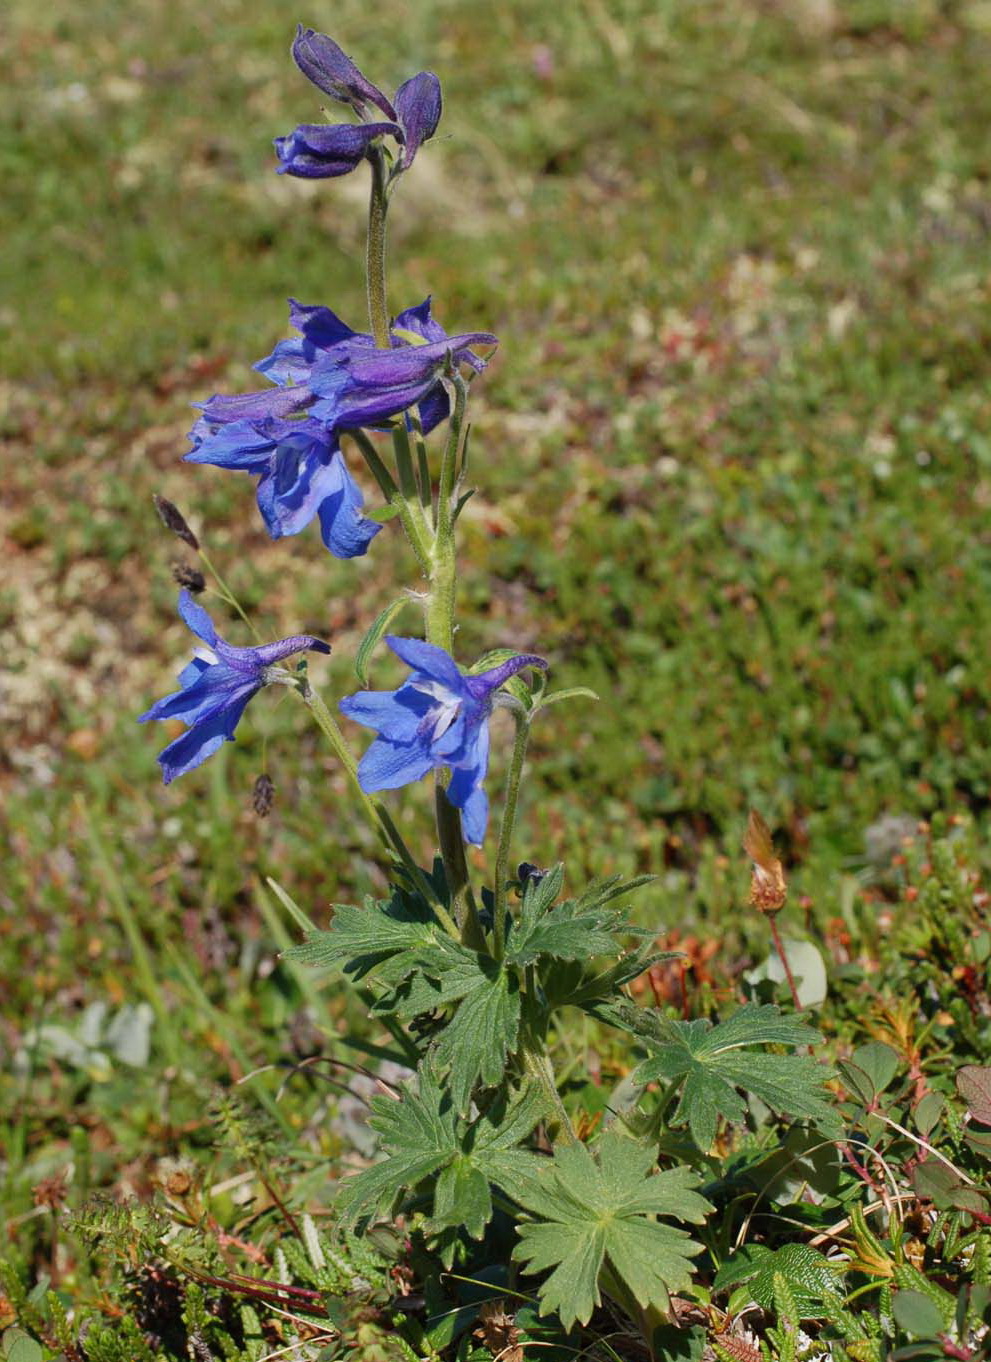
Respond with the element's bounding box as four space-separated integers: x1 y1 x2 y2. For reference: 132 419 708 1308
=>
512 1130 711 1330
714 1243 841 1316
957 1065 991 1125
893 1290 945 1338
632 1004 838 1150
284 894 442 980
537 686 600 709
354 597 414 686
430 957 521 1113
507 867 651 969
336 1069 544 1241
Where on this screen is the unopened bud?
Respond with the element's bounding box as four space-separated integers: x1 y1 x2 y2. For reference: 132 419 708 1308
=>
517 861 547 888
172 562 206 593
153 494 200 551
252 773 275 817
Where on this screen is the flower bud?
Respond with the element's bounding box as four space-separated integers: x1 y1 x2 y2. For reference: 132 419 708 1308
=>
153 494 199 551
171 563 206 593
252 773 275 817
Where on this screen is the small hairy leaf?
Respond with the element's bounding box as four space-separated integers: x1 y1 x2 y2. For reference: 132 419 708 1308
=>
354 596 414 686
633 1004 837 1150
430 958 521 1113
512 1130 711 1330
507 867 651 969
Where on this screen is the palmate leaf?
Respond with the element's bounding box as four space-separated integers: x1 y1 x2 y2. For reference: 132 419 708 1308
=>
512 1130 711 1330
633 1004 839 1151
284 893 442 981
336 1068 544 1243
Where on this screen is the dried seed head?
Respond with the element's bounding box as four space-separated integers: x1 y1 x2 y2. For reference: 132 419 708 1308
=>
171 562 207 593
153 493 200 551
743 808 787 915
252 773 275 817
473 1301 522 1362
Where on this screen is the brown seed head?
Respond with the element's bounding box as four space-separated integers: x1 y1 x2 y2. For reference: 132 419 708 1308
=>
252 773 275 817
153 494 200 551
473 1300 522 1362
743 808 787 915
172 562 207 593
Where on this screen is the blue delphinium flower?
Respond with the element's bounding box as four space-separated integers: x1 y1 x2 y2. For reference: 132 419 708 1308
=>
254 297 489 436
189 300 496 554
186 416 381 559
275 27 442 179
340 637 547 844
140 591 330 783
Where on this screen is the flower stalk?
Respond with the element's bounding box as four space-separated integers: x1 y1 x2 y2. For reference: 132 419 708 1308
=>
365 148 391 347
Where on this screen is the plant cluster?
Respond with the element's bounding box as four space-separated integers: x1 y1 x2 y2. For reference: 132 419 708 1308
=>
5 24 991 1362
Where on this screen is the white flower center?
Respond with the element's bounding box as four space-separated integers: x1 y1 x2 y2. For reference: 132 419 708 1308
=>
411 679 462 741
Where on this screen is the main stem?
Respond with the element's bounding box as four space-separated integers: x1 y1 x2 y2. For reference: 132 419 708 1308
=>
492 711 530 959
366 150 390 348
424 374 484 949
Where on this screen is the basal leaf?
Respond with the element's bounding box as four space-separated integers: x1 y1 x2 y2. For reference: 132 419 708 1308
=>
633 1004 837 1150
512 1130 710 1329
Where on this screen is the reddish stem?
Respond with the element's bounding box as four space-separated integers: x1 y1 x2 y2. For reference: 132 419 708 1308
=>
769 915 802 1010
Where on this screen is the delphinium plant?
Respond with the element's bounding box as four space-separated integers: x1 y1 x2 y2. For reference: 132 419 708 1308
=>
135 25 841 1359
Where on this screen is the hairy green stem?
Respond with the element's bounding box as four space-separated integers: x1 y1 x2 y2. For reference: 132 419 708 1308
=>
422 372 484 947
350 430 432 574
492 711 530 959
391 425 433 546
366 150 391 348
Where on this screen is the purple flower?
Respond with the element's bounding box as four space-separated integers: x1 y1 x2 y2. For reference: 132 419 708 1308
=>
186 416 381 559
275 27 442 180
251 296 495 436
139 591 330 783
274 122 401 180
190 299 495 551
340 637 547 845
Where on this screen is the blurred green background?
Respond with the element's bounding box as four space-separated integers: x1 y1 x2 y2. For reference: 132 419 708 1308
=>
3 0 991 1265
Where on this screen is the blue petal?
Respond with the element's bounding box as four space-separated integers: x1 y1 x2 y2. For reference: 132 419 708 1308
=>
393 297 445 343
156 690 255 784
199 388 313 424
356 736 437 792
289 299 360 349
185 417 278 471
139 667 256 727
317 451 382 558
253 338 312 387
447 722 491 844
178 590 218 647
340 685 432 741
274 122 400 179
416 386 450 435
386 636 466 691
